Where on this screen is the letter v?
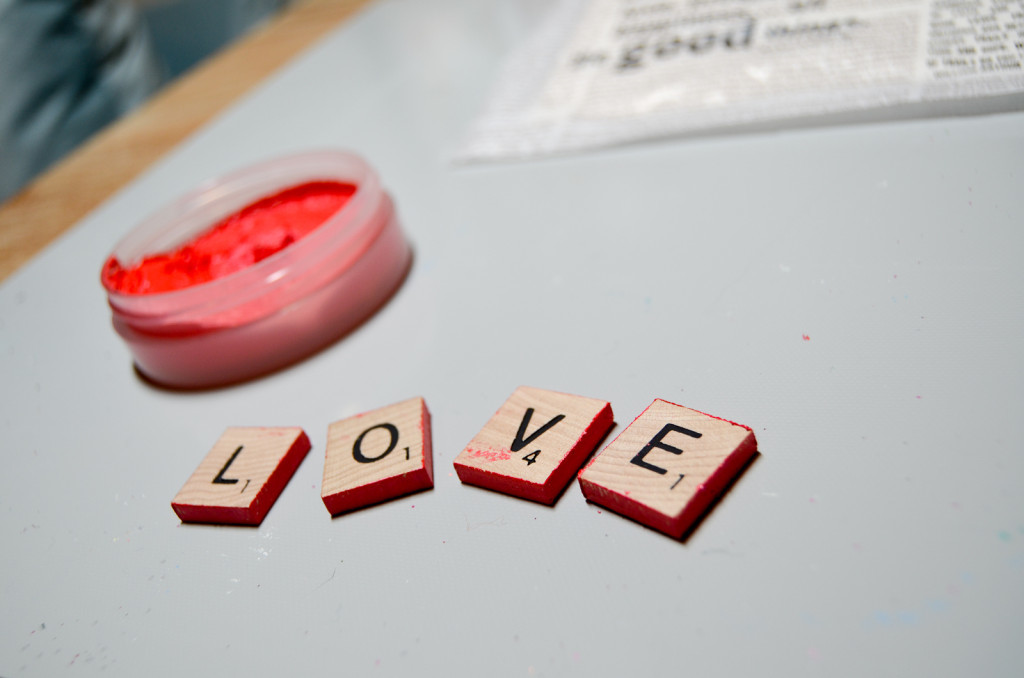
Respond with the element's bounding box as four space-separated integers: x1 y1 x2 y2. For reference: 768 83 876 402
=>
510 408 565 453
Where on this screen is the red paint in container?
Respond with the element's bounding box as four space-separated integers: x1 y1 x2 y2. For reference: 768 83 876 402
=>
103 181 357 294
100 151 411 388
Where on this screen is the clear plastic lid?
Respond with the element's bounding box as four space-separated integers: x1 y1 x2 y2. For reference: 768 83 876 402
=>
102 150 388 332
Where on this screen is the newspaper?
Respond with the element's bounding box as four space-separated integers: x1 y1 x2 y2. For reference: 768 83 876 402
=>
459 0 1024 160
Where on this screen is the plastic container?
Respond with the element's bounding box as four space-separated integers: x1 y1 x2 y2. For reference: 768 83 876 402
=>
101 150 411 388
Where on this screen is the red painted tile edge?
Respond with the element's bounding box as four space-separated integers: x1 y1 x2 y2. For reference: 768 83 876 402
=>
579 431 757 538
455 402 613 505
322 467 433 515
322 400 434 516
172 429 311 526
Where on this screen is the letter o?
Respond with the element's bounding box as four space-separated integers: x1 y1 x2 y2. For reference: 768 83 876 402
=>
352 423 399 463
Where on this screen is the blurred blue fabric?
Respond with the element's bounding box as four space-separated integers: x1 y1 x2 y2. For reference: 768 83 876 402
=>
0 0 166 203
0 0 291 205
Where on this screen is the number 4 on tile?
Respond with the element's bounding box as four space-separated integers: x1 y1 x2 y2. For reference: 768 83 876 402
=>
453 386 613 505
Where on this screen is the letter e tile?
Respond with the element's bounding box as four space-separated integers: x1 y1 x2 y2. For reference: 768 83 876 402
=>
578 399 757 538
454 386 613 504
171 427 311 526
322 397 434 515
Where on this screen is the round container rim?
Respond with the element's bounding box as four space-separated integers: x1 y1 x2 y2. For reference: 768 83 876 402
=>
101 149 386 328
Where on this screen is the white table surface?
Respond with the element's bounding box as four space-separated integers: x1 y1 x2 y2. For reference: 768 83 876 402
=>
3 0 1022 675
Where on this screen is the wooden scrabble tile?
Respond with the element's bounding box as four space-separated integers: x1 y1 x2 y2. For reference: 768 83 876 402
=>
578 399 756 538
171 427 310 526
322 397 433 515
454 386 613 504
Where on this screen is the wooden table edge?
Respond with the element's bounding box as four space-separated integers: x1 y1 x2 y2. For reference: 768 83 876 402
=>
0 0 374 284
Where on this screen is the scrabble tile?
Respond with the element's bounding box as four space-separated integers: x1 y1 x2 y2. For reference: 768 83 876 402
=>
578 399 756 538
322 397 433 515
454 386 613 504
171 427 310 526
